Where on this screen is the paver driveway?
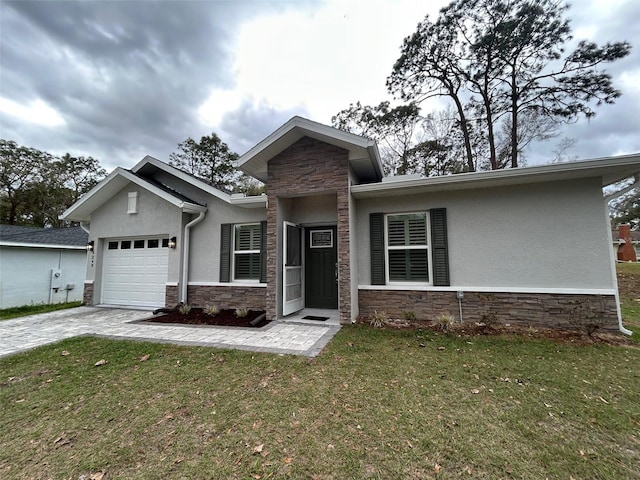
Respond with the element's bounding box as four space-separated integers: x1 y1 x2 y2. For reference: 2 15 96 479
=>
0 307 339 358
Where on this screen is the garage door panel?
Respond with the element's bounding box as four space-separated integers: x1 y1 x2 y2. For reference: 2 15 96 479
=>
102 237 169 307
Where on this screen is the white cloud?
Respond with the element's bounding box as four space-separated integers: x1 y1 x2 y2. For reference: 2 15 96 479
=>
0 97 66 127
200 0 448 131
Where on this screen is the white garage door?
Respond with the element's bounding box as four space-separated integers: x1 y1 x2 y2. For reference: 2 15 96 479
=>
102 237 169 307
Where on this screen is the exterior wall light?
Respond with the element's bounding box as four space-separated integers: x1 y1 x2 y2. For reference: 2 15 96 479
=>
168 236 177 249
86 240 94 252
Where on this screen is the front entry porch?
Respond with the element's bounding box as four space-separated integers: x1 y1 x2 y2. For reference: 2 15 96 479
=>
278 307 340 326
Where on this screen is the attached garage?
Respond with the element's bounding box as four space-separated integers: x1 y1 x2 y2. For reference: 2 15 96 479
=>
101 237 169 307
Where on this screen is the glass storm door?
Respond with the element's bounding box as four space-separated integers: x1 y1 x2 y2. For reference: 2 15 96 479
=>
283 222 304 316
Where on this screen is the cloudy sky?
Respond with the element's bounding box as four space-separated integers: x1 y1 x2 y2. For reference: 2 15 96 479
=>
1 0 639 172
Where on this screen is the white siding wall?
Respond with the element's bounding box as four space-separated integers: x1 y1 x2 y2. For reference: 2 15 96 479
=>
0 246 86 308
355 177 615 291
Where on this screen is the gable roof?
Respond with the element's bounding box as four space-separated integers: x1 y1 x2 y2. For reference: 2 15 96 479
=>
61 167 207 222
0 225 88 249
131 156 266 208
351 153 640 198
236 116 383 183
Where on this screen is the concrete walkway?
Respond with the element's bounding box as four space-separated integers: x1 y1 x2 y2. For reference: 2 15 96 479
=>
0 307 340 358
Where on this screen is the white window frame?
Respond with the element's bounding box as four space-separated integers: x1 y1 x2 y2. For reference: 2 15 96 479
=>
232 223 261 282
385 211 432 285
127 191 138 214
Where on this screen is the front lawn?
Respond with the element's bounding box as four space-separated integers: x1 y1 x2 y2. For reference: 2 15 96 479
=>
1 328 638 479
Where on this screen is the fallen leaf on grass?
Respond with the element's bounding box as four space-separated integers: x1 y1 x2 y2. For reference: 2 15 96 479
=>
599 396 609 404
434 463 442 474
139 354 150 362
252 444 264 455
90 472 106 480
61 350 70 356
471 389 480 394
283 457 293 464
94 359 107 367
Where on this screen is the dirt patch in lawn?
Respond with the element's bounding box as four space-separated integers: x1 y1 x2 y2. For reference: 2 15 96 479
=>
618 270 640 299
144 308 269 328
452 323 638 347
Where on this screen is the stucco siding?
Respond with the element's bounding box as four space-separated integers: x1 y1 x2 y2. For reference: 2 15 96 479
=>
188 198 266 282
0 246 86 307
356 177 614 291
86 183 184 303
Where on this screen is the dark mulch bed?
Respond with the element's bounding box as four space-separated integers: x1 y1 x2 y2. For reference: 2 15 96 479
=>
145 308 269 328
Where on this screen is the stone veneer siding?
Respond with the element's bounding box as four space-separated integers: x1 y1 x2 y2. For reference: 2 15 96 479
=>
165 285 179 307
358 289 619 331
266 137 352 323
186 285 266 310
82 282 94 305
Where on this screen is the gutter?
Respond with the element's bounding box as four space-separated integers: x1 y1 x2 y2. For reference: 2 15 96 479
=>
180 211 206 303
604 174 638 336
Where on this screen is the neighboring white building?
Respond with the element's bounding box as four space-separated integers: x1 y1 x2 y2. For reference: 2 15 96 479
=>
0 225 88 308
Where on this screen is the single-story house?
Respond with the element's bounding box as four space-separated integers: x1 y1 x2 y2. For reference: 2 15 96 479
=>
61 117 640 333
0 225 88 308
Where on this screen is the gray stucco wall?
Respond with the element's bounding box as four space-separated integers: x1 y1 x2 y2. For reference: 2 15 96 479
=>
188 198 266 282
355 177 615 290
86 182 184 301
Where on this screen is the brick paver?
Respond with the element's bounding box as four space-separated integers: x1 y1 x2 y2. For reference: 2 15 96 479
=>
0 307 339 358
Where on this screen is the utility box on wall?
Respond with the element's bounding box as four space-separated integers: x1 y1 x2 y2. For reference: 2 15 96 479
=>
51 269 63 290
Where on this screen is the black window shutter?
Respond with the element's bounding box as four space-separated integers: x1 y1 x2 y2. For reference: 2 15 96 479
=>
259 220 267 283
370 212 385 285
430 208 450 286
220 223 231 282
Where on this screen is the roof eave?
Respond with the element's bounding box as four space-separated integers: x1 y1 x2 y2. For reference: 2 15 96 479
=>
236 116 384 183
132 155 232 203
351 154 640 198
61 168 208 222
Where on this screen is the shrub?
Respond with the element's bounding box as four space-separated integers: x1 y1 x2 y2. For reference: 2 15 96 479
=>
205 305 219 316
235 307 248 318
563 298 609 337
434 312 456 332
370 310 388 328
178 303 192 315
478 293 499 328
402 310 417 322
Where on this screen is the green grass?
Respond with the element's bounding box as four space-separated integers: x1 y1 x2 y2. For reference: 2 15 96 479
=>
618 262 640 341
0 301 82 320
1 329 639 479
617 262 640 276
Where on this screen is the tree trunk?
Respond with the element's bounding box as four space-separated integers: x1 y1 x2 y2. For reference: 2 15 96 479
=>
452 96 475 172
510 71 519 168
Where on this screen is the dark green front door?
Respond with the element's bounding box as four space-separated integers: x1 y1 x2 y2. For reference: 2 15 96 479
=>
305 226 338 309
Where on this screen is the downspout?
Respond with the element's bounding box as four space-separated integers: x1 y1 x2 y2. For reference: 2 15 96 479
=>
604 174 638 336
80 221 90 234
180 211 206 304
